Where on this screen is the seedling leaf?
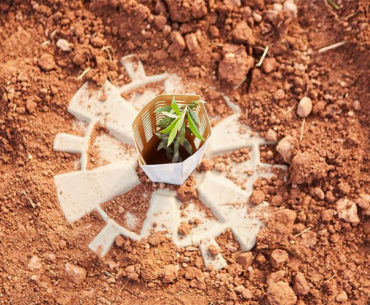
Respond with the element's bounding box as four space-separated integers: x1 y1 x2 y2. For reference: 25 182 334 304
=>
160 117 180 134
157 140 166 151
183 138 193 155
167 118 182 146
187 112 205 141
189 108 200 126
155 105 172 113
158 117 174 128
179 122 186 145
171 96 181 115
161 111 179 119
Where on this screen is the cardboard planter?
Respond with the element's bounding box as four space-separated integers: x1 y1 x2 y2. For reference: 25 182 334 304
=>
132 95 211 185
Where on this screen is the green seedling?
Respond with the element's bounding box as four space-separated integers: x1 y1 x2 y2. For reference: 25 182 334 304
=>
155 96 205 163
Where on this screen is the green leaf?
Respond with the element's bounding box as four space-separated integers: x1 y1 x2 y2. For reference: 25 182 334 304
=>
160 117 180 134
155 105 172 113
167 118 182 146
158 117 174 128
157 140 166 151
187 112 205 141
189 101 198 108
189 108 200 126
178 122 186 145
171 96 181 115
183 138 193 155
161 111 179 119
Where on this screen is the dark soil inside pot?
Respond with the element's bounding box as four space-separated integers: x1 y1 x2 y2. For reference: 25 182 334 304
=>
145 145 192 165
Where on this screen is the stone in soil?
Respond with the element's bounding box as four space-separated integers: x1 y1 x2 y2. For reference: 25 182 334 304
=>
335 291 348 303
267 281 297 305
265 129 278 142
218 44 254 86
65 263 87 284
56 39 71 52
185 33 199 53
276 136 294 163
297 96 312 118
28 256 42 270
336 197 360 223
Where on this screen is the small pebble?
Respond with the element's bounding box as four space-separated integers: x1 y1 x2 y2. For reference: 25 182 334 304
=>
56 39 71 52
297 97 312 118
265 129 278 142
65 263 87 284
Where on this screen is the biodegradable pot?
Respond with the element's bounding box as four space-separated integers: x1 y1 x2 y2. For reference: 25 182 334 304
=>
132 94 211 185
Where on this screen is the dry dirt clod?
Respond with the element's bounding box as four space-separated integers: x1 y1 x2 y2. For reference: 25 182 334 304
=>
161 264 179 283
276 136 294 163
178 222 192 236
321 209 335 222
357 193 370 216
293 272 310 295
115 235 125 247
336 197 360 223
26 100 37 113
168 31 185 58
266 270 286 285
267 281 297 305
125 265 139 282
270 249 288 268
273 89 285 100
234 285 253 299
208 245 220 257
262 57 278 74
199 159 214 171
237 251 253 268
185 33 199 53
297 97 312 118
38 53 56 71
290 151 327 184
218 44 254 86
231 21 255 45
214 162 226 172
65 263 87 284
153 15 167 30
250 190 265 205
165 0 207 23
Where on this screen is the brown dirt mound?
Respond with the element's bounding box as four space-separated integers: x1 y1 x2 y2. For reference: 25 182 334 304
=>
0 0 369 304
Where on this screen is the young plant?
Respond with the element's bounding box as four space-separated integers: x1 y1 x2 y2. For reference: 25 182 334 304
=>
155 96 205 163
